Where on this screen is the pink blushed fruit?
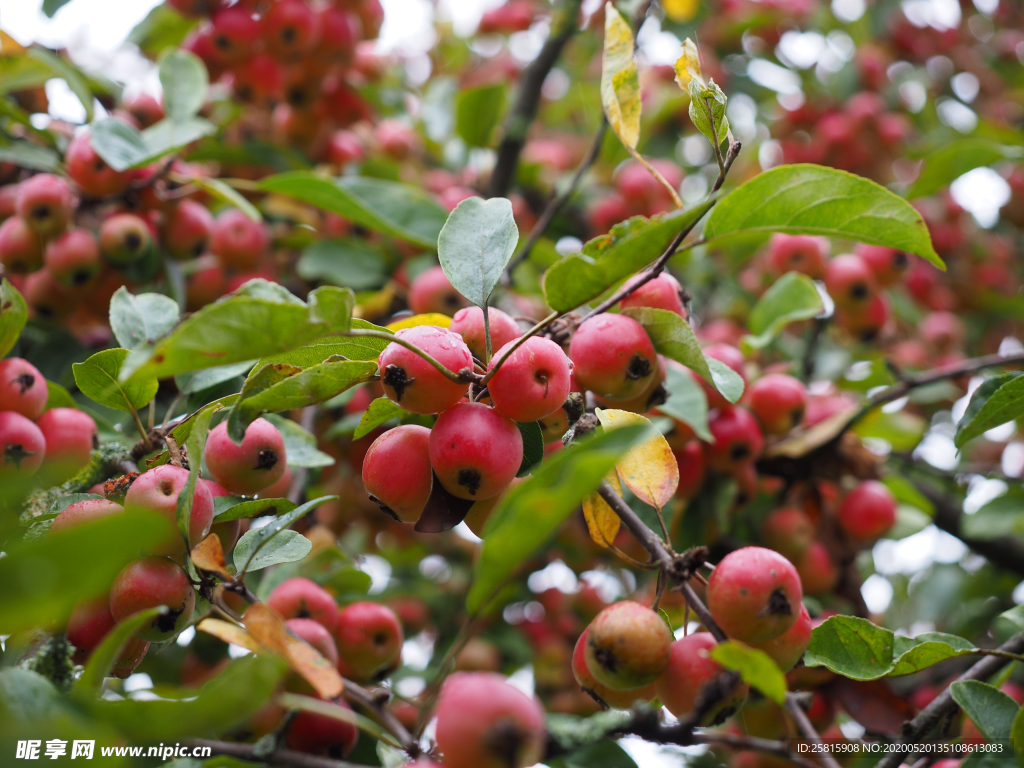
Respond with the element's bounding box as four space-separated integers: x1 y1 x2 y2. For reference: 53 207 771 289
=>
706 546 803 643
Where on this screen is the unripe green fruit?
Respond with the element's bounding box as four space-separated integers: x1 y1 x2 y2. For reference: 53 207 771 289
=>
572 626 655 708
584 601 672 690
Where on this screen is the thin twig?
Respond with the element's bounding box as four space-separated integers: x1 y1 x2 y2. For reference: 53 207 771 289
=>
479 312 560 385
785 694 842 768
506 120 609 277
345 329 480 385
342 678 419 756
875 633 1024 768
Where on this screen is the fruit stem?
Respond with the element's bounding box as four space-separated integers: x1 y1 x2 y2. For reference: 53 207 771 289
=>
344 329 481 385
478 311 559 385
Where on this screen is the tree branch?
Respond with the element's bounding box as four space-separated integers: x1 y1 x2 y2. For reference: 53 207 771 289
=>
489 0 584 198
342 678 419 756
185 739 364 768
875 632 1024 768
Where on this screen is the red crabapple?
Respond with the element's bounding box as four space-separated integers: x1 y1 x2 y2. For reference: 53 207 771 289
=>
760 507 815 562
478 0 536 34
209 6 259 63
163 199 213 260
747 603 812 672
825 254 876 311
794 541 839 596
487 337 572 423
51 498 123 533
267 577 339 633
855 243 910 286
619 272 687 317
449 306 521 361
919 311 965 355
312 5 359 67
231 53 284 104
375 119 420 160
0 411 45 477
334 601 404 681
66 596 150 677
263 0 319 61
0 215 43 274
326 130 365 167
434 672 546 768
36 407 98 484
0 357 48 419
44 228 101 287
99 213 153 265
16 174 74 236
378 325 471 414
438 186 477 212
210 208 267 270
706 546 803 642
185 260 227 310
674 440 706 499
285 697 358 756
569 314 657 400
429 402 523 500
286 617 339 667
698 343 748 410
202 478 243 550
123 93 164 128
747 373 807 435
655 632 749 725
584 601 672 690
123 464 214 555
572 626 656 708
766 234 828 278
166 0 224 17
838 480 896 541
23 269 78 321
204 418 287 496
837 293 889 342
110 556 196 641
705 407 764 472
66 133 131 197
361 425 433 523
407 265 468 316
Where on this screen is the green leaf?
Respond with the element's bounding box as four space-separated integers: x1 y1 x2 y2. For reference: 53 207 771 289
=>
259 172 448 249
234 496 337 574
74 607 166 696
191 177 261 222
174 361 254 395
0 141 61 172
961 488 1024 541
229 358 376 440
907 139 1022 199
265 414 336 468
90 115 217 172
438 196 519 308
742 271 823 351
257 319 391 368
354 397 408 439
1012 705 1024 768
659 363 712 443
621 307 743 404
556 739 640 768
158 49 207 122
804 615 980 680
881 476 934 516
120 282 354 385
0 513 170 635
127 4 197 58
42 0 73 17
949 681 1019 743
88 656 286 741
710 641 786 704
213 496 296 523
467 423 653 615
44 381 77 411
108 287 180 352
601 4 641 150
852 408 926 452
141 115 217 161
297 239 388 291
955 373 1024 449
30 49 93 122
0 279 28 359
704 164 943 270
688 78 729 149
177 403 218 549
73 348 158 412
517 420 544 477
236 529 312 572
456 83 507 147
542 201 715 312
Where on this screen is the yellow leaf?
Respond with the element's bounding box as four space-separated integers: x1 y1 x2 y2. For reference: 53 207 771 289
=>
190 534 232 581
663 0 699 21
596 409 679 510
197 618 265 655
674 38 703 91
601 3 641 151
354 282 397 320
0 30 26 56
386 312 452 331
243 603 344 700
583 471 622 548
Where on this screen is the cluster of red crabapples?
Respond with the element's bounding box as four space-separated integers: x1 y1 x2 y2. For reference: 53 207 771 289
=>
50 416 289 682
0 355 98 485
